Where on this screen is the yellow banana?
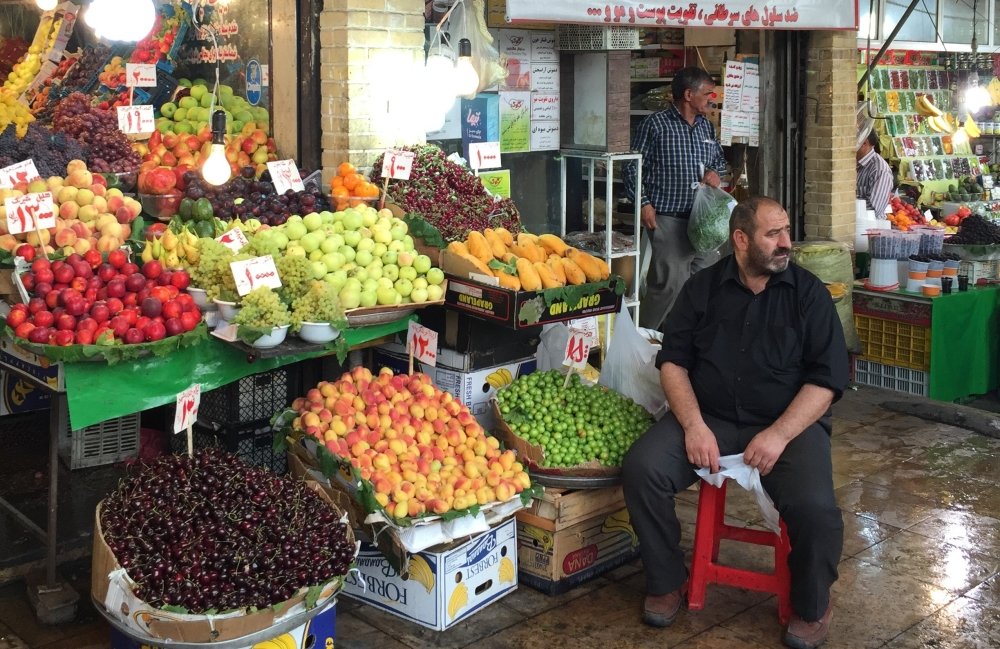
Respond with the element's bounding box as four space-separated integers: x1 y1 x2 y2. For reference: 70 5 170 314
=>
407 555 435 593
273 633 297 649
499 556 515 584
448 582 469 619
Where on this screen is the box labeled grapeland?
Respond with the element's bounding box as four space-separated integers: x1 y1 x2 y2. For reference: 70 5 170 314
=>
0 336 64 391
516 487 639 595
441 250 623 329
342 517 518 631
371 347 536 431
0 369 51 415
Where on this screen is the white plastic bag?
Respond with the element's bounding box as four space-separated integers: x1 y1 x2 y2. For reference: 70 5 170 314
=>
695 455 780 533
447 0 506 94
535 323 571 372
688 184 737 253
598 304 667 419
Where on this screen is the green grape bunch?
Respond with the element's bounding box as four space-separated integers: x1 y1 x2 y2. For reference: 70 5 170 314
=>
290 282 345 332
233 287 291 329
496 370 653 468
191 239 249 303
276 256 314 306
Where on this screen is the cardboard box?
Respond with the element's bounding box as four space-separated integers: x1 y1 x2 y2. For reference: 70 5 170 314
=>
441 250 623 330
412 306 541 370
0 336 64 392
0 369 51 415
110 602 336 649
371 347 536 431
516 487 639 595
343 517 518 631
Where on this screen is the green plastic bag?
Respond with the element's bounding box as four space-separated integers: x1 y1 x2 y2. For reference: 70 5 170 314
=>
688 184 737 253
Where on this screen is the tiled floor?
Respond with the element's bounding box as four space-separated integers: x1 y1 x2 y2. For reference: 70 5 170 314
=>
1 386 999 648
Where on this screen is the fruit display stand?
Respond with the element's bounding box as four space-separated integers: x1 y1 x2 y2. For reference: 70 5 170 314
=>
852 284 1000 400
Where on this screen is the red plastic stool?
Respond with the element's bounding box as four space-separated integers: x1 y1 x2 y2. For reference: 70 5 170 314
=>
687 480 793 624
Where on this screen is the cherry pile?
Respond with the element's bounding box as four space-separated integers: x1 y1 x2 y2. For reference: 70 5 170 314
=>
101 449 355 613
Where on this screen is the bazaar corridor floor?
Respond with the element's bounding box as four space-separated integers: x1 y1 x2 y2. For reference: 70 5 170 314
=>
0 386 998 648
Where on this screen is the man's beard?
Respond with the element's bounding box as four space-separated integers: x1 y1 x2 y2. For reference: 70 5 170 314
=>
748 243 791 275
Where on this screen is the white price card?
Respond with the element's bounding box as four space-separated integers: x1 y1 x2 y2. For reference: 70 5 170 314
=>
266 160 305 194
174 384 202 433
215 227 249 253
381 150 415 180
469 142 502 170
230 255 282 296
4 192 55 235
125 63 158 87
569 316 599 347
117 105 155 135
562 331 591 369
407 320 439 367
0 159 41 189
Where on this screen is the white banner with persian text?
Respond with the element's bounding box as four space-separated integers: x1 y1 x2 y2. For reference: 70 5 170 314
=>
504 1 858 30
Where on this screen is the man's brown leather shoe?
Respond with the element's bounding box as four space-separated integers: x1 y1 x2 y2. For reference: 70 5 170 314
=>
642 589 684 627
783 603 833 649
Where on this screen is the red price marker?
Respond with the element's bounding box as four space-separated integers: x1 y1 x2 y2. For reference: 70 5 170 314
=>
407 320 438 372
563 332 590 369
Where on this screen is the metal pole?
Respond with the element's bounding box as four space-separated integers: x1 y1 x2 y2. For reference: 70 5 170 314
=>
858 0 921 91
47 393 64 587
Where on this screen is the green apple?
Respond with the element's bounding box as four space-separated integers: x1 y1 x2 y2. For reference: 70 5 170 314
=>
361 207 378 228
322 252 346 272
372 225 392 244
320 237 340 254
398 252 414 268
174 107 189 122
413 277 428 290
390 221 408 241
344 278 362 293
309 249 324 262
286 244 306 258
303 212 323 231
190 84 207 100
360 289 378 307
178 96 197 109
394 278 413 297
355 238 375 254
410 287 428 303
351 267 369 283
271 231 289 250
320 210 335 224
362 278 378 292
403 235 415 251
426 268 445 286
427 284 444 301
177 77 193 88
331 221 345 234
342 209 363 230
381 251 398 265
377 277 394 290
310 261 327 280
388 240 405 253
376 286 397 305
367 265 383 281
399 266 417 282
382 264 399 281
160 102 177 118
355 250 373 267
343 231 362 248
339 287 361 309
373 243 388 257
413 254 432 274
338 245 356 263
325 270 348 291
300 232 323 253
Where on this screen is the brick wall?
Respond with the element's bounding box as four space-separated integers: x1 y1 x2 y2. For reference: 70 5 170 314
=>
803 31 857 242
319 0 426 182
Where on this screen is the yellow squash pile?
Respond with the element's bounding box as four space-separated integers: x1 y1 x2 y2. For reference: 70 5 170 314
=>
447 229 609 291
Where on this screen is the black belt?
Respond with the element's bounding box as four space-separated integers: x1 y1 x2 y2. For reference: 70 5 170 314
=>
657 211 690 219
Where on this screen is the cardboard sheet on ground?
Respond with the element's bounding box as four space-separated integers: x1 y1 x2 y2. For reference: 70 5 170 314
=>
695 454 780 533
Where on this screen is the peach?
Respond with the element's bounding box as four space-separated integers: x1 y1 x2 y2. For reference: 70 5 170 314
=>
96 235 120 253
56 186 78 204
95 213 117 231
26 229 50 246
0 234 17 251
66 159 88 174
58 201 79 220
350 441 370 456
67 169 93 189
374 492 390 507
407 500 425 517
75 188 94 206
90 183 106 197
71 222 92 239
53 229 77 248
123 197 142 218
302 412 320 428
496 483 513 502
46 176 63 192
100 222 123 242
393 502 409 519
91 196 107 213
77 205 99 223
330 419 347 436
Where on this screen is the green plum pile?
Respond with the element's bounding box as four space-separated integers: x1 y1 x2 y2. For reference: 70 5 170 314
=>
496 370 652 467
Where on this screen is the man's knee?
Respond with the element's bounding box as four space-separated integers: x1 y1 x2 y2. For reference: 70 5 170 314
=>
781 493 844 537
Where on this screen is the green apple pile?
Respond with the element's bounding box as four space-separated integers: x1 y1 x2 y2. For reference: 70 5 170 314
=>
156 80 270 136
249 205 446 309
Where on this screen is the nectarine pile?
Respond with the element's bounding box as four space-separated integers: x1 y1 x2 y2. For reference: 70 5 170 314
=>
291 367 532 520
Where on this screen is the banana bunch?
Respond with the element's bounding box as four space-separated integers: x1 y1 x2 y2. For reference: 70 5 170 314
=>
448 582 469 620
485 368 514 389
988 77 1000 107
446 229 610 291
252 633 297 649
407 555 435 593
916 93 943 118
925 111 956 134
141 227 201 269
522 523 554 554
964 115 982 138
601 508 638 548
499 556 516 584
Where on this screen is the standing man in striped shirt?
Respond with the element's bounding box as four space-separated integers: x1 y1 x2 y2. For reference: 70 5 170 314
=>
856 129 893 217
624 67 728 330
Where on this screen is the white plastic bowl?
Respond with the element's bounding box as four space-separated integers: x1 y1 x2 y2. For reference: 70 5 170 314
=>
188 287 211 309
297 321 340 344
252 325 290 348
213 298 241 321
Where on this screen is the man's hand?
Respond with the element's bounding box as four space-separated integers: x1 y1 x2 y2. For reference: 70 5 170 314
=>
684 423 720 473
641 203 657 230
702 170 722 188
743 428 790 476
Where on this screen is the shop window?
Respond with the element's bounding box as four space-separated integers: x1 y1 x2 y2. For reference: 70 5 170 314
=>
883 0 939 42
859 1 881 40
941 0 988 45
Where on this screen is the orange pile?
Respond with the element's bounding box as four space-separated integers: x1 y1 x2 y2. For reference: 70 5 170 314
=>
330 162 380 210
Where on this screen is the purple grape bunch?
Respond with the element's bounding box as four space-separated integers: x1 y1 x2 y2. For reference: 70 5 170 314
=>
180 166 331 225
100 448 354 613
51 92 140 173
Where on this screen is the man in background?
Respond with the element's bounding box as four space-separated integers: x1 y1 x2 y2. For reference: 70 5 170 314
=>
857 124 893 217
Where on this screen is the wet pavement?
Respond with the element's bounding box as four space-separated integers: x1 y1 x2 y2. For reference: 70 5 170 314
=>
0 386 998 648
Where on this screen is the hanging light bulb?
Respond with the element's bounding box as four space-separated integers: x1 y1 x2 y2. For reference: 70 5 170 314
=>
87 0 157 42
454 38 480 99
202 110 232 186
423 41 458 132
952 126 969 146
965 72 992 114
35 0 58 11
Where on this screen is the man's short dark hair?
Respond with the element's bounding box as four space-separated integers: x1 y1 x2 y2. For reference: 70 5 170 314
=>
730 196 783 237
672 67 715 103
866 129 880 155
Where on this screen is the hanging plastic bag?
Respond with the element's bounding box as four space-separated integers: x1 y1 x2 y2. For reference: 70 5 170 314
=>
535 323 571 372
688 184 737 253
597 304 667 419
447 0 506 94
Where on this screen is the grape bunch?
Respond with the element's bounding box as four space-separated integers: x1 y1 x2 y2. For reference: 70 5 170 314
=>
60 45 111 92
180 167 332 226
496 370 653 467
290 282 344 330
0 123 86 176
233 287 291 329
946 214 1000 245
275 255 313 305
51 92 140 172
189 239 241 302
100 449 355 613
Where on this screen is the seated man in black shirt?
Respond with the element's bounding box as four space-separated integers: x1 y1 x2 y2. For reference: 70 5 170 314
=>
623 196 849 649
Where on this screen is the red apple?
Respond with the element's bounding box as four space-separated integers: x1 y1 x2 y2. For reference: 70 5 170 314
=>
140 296 162 318
19 273 35 292
161 300 183 320
27 297 45 314
106 279 126 299
180 310 201 332
44 291 60 310
64 296 87 317
77 317 98 332
70 277 87 293
83 249 102 269
109 316 130 338
55 313 76 331
28 326 51 344
121 262 139 276
142 260 162 280
34 268 54 285
164 317 184 337
106 297 124 314
171 271 191 290
157 271 173 286
91 303 111 323
97 263 116 282
53 265 74 285
121 308 139 326
6 309 28 328
125 273 146 293
34 282 52 298
30 258 51 273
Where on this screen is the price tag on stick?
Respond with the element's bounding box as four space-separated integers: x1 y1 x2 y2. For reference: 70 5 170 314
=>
116 105 155 135
215 227 249 253
174 384 202 457
407 320 438 373
125 63 158 87
266 160 305 194
230 255 282 296
0 159 41 189
381 149 415 180
562 331 590 370
469 142 502 171
5 192 55 235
